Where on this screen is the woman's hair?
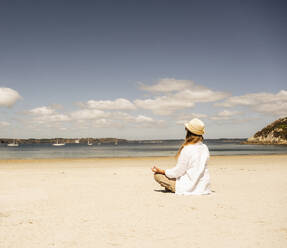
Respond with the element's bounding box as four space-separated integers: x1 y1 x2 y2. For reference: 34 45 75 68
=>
176 128 203 159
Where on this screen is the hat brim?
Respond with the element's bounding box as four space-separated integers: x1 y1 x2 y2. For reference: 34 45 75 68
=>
185 123 205 135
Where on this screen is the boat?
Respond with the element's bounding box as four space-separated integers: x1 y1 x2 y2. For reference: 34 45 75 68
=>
52 139 65 146
75 139 80 144
114 140 118 145
87 138 93 146
7 139 19 147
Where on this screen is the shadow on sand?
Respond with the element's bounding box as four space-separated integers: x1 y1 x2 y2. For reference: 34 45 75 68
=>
154 189 174 194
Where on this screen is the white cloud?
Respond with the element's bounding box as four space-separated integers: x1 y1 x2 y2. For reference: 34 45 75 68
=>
216 110 239 117
78 98 136 110
216 90 287 117
135 78 229 115
255 102 287 116
0 121 10 127
92 118 125 128
93 119 114 127
175 89 228 103
176 113 208 125
26 103 164 130
29 106 56 115
29 106 108 124
89 113 164 128
135 95 195 115
210 110 239 120
79 110 164 127
110 111 134 121
112 112 164 127
32 114 70 124
59 127 67 131
133 115 165 127
28 105 70 124
139 78 193 92
190 113 208 119
0 88 21 107
70 109 107 120
135 115 154 123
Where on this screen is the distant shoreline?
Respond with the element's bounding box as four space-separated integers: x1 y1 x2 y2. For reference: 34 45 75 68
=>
0 138 247 145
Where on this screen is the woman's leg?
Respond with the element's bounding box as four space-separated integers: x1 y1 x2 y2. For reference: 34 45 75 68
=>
154 173 176 193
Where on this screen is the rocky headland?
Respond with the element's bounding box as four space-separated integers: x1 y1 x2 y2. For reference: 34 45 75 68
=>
245 117 287 145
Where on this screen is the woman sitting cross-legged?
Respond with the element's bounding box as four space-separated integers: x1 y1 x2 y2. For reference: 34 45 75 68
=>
152 118 211 195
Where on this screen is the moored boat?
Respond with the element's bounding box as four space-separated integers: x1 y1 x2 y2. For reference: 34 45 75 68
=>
52 139 65 146
7 139 19 147
88 138 93 146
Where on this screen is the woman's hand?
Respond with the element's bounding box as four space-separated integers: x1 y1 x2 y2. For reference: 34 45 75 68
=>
151 166 165 175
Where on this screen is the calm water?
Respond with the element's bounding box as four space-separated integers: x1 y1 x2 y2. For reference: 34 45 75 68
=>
0 140 287 159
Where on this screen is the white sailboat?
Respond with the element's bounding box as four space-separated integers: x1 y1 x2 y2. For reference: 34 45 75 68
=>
87 138 93 146
7 139 19 147
52 139 65 146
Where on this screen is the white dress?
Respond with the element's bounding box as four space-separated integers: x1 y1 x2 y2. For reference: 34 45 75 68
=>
165 142 211 195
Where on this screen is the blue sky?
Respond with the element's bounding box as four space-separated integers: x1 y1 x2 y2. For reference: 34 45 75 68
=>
0 0 286 139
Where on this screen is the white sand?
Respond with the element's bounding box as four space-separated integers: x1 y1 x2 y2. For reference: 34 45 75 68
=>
0 155 286 248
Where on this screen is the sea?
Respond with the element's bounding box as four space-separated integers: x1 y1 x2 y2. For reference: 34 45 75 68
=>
0 139 287 160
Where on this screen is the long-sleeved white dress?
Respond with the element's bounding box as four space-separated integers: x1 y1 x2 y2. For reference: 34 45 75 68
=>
165 142 211 195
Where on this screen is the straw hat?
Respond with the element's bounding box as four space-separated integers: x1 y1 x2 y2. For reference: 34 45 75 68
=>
185 118 205 135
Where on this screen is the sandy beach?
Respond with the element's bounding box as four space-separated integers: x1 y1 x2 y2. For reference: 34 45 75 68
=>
0 155 286 248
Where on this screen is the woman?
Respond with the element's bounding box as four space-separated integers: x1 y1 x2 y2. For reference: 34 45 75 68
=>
152 118 211 195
